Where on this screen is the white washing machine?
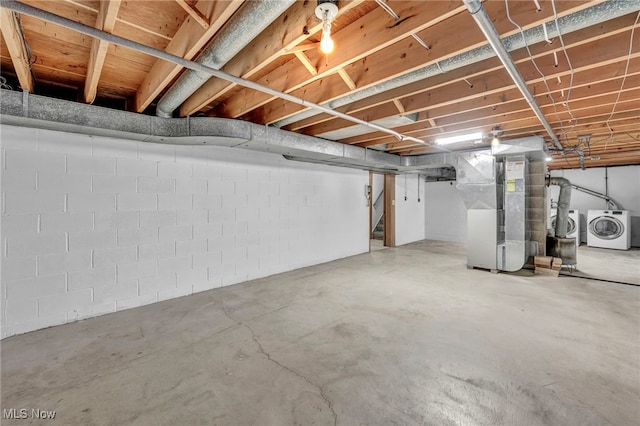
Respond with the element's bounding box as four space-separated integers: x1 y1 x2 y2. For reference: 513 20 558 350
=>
587 210 631 250
550 208 580 246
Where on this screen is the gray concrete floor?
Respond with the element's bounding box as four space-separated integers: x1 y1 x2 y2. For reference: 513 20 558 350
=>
2 240 639 425
568 244 640 285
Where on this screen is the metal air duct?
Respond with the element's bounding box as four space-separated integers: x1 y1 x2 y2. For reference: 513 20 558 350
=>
0 1 427 147
155 0 296 118
274 0 639 130
547 176 576 265
463 0 559 148
548 177 572 238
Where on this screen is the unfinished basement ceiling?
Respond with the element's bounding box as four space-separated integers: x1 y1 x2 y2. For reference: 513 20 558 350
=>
0 0 638 170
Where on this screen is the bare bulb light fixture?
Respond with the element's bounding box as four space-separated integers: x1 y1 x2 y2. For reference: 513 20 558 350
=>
316 0 338 55
490 125 503 146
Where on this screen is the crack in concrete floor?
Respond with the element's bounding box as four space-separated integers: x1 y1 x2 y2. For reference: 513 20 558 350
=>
1 241 638 425
220 296 338 426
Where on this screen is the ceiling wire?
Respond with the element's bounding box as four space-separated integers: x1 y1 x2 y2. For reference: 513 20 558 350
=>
624 132 640 142
0 76 13 90
3 0 435 148
603 11 640 152
374 0 433 54
504 0 568 139
10 11 37 87
550 0 577 130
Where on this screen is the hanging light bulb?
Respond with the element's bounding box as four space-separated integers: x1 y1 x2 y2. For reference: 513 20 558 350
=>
320 10 334 54
315 1 338 55
490 125 503 146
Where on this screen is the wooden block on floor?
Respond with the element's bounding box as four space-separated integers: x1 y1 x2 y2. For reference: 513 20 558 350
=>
534 256 553 268
534 267 560 277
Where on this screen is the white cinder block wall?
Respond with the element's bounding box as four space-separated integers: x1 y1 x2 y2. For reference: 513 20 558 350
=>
1 125 369 338
395 174 425 246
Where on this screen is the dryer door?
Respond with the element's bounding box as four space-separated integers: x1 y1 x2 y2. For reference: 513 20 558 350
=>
588 216 624 240
551 215 577 235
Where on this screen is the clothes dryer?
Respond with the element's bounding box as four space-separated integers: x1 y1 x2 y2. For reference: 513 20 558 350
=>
587 210 631 250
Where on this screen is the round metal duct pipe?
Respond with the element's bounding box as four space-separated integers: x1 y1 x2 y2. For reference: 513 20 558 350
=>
548 176 572 238
155 0 297 118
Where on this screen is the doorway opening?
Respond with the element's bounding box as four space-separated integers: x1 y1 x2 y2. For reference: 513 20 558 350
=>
369 172 395 252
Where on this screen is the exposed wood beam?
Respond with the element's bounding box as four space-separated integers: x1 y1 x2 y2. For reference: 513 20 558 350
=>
350 88 639 151
341 66 640 147
294 52 317 76
211 1 467 118
337 68 356 91
385 111 639 154
393 99 405 115
369 102 639 153
175 0 209 29
65 0 172 41
253 1 620 127
442 89 638 130
303 50 639 142
180 0 368 117
290 26 640 139
84 0 122 103
549 150 640 170
285 43 320 54
133 0 244 113
0 8 34 92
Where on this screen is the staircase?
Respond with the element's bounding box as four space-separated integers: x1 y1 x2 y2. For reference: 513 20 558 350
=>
371 187 384 240
373 215 384 240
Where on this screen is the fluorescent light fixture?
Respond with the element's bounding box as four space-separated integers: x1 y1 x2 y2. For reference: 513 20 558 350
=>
435 132 483 145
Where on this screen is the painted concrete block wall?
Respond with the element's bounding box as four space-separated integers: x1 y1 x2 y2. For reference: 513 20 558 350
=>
395 174 425 246
549 165 640 246
424 181 467 243
1 125 369 338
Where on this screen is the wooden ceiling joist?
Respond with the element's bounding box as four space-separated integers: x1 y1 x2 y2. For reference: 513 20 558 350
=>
549 149 640 170
207 1 467 119
337 68 357 91
285 22 640 141
244 0 605 126
1 0 638 168
178 0 369 117
84 0 122 103
388 113 640 155
294 51 318 76
175 0 210 29
301 50 639 142
64 0 173 41
351 98 639 153
0 8 34 92
133 0 244 113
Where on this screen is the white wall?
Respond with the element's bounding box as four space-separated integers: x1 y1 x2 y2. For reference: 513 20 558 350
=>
424 181 467 243
0 125 369 338
394 174 425 246
550 166 640 246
